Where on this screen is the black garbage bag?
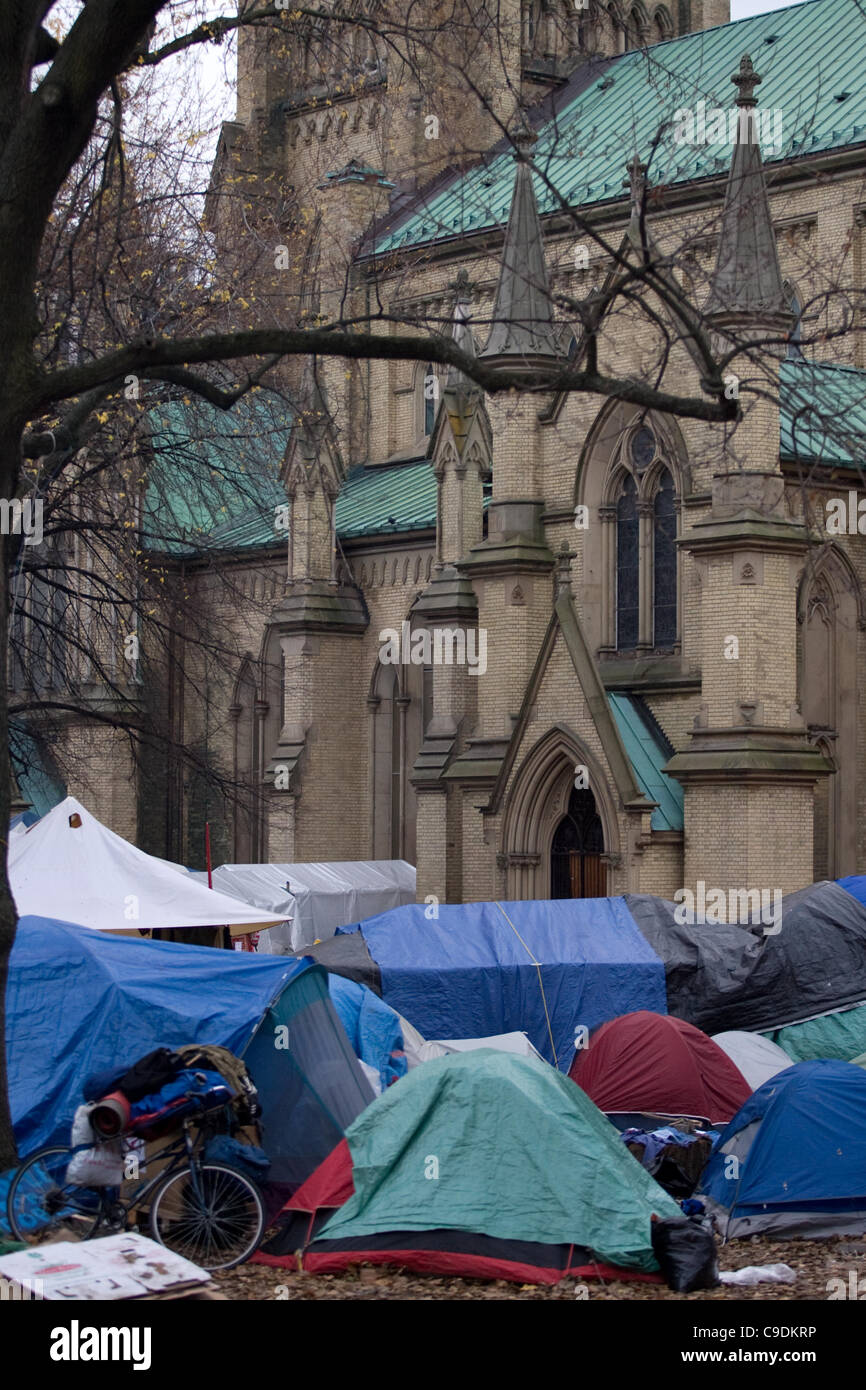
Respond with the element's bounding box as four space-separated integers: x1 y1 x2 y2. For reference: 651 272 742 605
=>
651 1215 719 1292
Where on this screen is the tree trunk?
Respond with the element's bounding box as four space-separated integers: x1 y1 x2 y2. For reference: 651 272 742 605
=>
0 515 17 1171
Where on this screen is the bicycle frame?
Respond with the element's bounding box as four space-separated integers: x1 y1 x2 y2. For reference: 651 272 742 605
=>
93 1113 220 1230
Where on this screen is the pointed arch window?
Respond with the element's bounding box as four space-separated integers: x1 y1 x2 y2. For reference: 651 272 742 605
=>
610 421 680 653
616 474 639 650
481 472 493 540
10 535 75 693
652 5 673 41
607 3 626 52
653 467 677 646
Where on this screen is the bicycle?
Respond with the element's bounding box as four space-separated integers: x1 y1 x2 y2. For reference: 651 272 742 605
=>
7 1103 265 1271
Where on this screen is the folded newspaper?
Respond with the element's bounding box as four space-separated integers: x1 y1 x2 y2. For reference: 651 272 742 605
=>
0 1232 211 1300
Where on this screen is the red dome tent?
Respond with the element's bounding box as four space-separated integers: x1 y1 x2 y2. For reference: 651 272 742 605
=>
569 1011 751 1124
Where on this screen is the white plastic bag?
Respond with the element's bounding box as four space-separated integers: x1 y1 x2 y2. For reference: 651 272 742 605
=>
66 1103 124 1187
719 1263 797 1286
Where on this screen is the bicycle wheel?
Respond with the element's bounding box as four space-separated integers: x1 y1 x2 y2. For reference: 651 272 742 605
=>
148 1162 264 1271
7 1146 105 1243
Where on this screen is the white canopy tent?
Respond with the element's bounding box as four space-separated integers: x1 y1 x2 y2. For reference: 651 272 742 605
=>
190 860 416 952
9 797 290 937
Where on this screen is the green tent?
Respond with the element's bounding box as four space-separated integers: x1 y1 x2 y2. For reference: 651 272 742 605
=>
764 1004 866 1064
261 1050 681 1282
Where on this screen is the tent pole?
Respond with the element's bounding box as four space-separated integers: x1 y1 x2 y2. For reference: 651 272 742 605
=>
205 821 213 890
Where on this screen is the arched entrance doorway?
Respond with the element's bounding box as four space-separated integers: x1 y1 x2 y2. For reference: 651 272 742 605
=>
550 787 606 898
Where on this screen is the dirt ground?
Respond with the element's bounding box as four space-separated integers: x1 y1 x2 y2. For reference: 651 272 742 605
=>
213 1235 866 1300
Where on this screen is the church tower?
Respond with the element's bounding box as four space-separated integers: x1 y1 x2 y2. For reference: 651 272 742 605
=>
665 56 830 902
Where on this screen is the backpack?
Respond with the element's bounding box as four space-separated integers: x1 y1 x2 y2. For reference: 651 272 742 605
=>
174 1045 260 1123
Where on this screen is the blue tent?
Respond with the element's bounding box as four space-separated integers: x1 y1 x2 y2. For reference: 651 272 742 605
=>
838 874 866 907
7 917 372 1186
699 1059 866 1238
305 883 866 1057
327 976 407 1091
331 897 666 1069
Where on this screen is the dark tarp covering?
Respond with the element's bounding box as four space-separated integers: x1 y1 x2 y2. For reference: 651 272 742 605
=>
296 931 381 993
625 881 866 1034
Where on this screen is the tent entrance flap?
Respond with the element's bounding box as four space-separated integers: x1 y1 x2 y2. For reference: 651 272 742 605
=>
242 967 374 1188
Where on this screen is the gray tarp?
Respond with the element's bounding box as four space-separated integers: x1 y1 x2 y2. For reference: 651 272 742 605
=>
625 881 866 1034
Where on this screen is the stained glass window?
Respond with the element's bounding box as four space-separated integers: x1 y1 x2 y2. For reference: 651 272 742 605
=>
653 467 677 647
616 473 639 650
631 425 655 472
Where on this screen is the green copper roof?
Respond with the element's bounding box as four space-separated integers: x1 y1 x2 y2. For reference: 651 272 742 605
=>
374 0 866 255
335 461 437 538
144 394 289 555
143 396 436 555
780 359 866 465
141 360 866 561
608 691 684 832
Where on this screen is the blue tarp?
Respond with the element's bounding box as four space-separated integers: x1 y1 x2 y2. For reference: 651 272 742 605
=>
348 897 666 1070
700 1060 866 1231
7 916 308 1156
838 875 866 906
328 976 407 1090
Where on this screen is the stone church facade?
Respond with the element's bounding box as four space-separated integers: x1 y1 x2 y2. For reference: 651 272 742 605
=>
46 0 866 907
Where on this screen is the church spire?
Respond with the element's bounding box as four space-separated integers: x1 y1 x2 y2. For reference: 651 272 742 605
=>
704 55 791 327
480 116 566 372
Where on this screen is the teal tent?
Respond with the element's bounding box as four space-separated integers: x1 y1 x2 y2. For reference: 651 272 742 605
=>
764 1003 866 1064
258 1050 680 1282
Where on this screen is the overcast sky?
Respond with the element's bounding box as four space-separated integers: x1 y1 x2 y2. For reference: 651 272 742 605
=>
730 0 806 16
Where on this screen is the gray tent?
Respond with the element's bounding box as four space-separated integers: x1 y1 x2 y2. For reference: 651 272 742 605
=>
191 860 415 952
711 1031 791 1091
